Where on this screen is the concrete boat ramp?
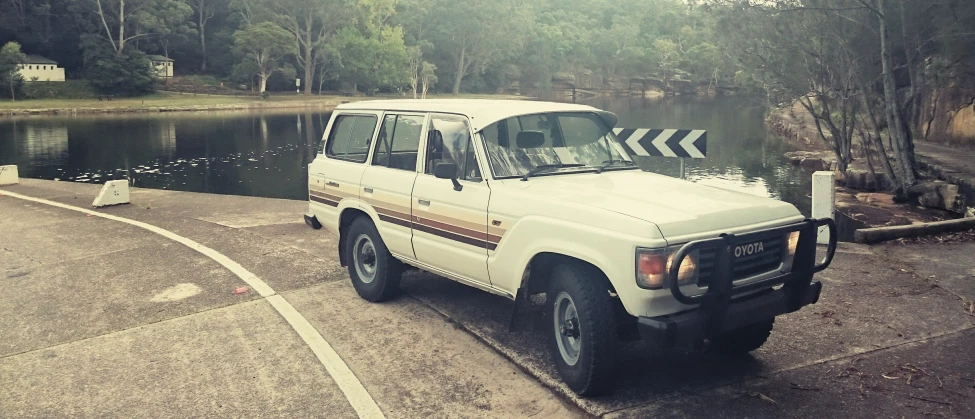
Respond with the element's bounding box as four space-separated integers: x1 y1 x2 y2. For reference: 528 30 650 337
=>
2 179 973 418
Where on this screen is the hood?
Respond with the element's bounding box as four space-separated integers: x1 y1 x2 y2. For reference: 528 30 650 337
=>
503 170 803 240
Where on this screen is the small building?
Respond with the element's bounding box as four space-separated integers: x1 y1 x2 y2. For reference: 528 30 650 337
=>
17 55 65 82
147 55 174 78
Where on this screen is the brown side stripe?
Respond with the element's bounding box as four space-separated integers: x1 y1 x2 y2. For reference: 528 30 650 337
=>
310 194 338 207
412 222 492 249
414 216 487 243
378 214 411 228
310 190 507 250
310 190 344 202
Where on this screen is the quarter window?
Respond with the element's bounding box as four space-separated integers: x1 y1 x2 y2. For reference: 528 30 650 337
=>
425 114 480 181
372 114 424 171
325 114 377 163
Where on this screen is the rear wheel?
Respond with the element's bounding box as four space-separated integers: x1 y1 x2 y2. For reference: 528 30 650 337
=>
709 318 774 354
547 262 617 395
345 217 403 302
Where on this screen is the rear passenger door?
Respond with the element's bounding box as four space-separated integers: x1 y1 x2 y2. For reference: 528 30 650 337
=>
411 113 492 285
360 112 427 260
308 112 380 232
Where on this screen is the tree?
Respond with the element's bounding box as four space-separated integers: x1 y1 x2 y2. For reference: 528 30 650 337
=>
419 60 435 98
187 0 224 72
81 35 157 95
232 21 294 93
426 0 533 94
87 0 192 55
264 0 351 95
0 42 27 101
407 44 422 98
332 26 409 94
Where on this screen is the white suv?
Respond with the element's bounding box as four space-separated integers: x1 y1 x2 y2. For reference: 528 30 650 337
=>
305 99 836 395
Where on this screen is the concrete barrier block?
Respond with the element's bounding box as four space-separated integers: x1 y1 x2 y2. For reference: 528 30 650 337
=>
812 171 835 245
0 165 19 186
92 180 130 207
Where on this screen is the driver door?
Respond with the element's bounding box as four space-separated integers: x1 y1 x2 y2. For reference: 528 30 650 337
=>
410 113 492 285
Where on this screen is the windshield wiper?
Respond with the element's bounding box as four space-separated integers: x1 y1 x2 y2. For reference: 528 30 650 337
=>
596 159 637 173
521 163 586 181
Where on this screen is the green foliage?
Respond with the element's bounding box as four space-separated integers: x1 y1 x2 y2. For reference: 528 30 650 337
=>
81 36 157 96
0 41 27 101
22 81 97 99
333 26 410 94
232 21 295 92
5 0 969 99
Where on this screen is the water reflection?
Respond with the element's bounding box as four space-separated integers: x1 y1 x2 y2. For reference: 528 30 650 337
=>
0 98 811 214
582 96 813 216
0 111 328 199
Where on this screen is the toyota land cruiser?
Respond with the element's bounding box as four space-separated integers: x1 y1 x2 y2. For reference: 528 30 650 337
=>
304 99 837 395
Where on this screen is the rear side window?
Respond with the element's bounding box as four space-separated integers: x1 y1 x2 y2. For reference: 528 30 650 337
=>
325 114 378 163
372 114 424 171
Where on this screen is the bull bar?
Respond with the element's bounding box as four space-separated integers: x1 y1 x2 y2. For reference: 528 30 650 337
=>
637 218 838 347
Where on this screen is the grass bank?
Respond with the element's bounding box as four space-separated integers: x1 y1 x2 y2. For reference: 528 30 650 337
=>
0 92 532 117
0 93 348 116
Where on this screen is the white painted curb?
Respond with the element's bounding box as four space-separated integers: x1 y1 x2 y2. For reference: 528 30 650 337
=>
92 180 131 207
0 165 18 186
812 171 835 245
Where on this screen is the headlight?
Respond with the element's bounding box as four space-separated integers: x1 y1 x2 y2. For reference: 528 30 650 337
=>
781 231 800 272
636 246 699 289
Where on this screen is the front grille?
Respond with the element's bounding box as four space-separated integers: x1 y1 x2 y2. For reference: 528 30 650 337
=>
696 235 784 286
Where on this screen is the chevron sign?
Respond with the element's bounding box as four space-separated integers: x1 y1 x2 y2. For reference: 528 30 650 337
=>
612 128 707 159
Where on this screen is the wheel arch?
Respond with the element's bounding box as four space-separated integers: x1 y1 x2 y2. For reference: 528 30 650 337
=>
519 252 617 296
338 207 373 267
519 252 639 341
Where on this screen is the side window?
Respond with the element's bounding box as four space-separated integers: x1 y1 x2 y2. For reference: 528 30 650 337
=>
372 114 423 171
372 115 397 167
325 114 377 163
426 114 480 181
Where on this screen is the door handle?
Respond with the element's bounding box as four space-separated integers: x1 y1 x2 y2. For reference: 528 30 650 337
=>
417 199 431 206
363 187 374 193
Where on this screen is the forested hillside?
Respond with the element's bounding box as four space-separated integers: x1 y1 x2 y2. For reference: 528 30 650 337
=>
0 0 736 95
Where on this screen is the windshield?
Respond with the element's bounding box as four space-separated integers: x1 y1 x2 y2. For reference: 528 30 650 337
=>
479 112 634 178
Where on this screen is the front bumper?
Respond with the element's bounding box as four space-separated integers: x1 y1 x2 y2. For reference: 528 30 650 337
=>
304 213 323 230
638 218 837 347
638 281 821 346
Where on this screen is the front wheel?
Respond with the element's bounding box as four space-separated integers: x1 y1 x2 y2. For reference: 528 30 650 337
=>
345 217 403 302
547 262 618 396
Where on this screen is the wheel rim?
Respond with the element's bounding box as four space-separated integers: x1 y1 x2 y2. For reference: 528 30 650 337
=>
553 291 582 366
352 234 378 284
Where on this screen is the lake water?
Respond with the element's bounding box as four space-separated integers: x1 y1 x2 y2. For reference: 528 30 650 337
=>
0 96 812 215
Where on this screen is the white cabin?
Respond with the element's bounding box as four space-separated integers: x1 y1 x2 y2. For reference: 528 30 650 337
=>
17 55 65 82
148 55 174 78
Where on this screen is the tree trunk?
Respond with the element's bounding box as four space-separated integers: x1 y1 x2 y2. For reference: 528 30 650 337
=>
452 46 465 95
259 74 268 93
199 22 207 72
9 80 15 101
878 0 916 191
118 0 126 54
302 24 313 96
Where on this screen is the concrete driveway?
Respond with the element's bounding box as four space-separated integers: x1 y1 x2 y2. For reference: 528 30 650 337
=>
2 178 973 418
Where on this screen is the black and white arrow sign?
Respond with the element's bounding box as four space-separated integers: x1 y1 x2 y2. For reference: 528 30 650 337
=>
612 128 707 158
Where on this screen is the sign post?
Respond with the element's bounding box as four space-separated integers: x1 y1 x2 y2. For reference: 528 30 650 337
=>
612 128 707 180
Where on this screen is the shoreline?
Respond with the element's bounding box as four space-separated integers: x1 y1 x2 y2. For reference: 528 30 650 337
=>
0 93 534 117
0 98 346 117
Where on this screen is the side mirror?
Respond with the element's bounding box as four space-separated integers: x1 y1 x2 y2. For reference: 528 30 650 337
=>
434 162 457 179
434 162 463 191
